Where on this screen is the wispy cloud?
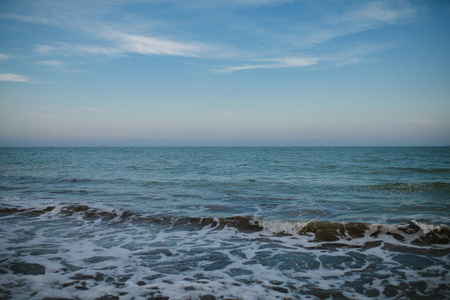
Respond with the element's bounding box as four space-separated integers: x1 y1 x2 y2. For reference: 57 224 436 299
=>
35 59 83 73
0 53 13 60
35 45 56 54
35 31 213 59
4 1 214 60
0 73 30 82
217 57 319 73
307 1 418 46
217 42 392 73
3 0 421 73
0 13 53 25
214 1 418 73
342 1 418 25
35 43 120 57
318 43 396 68
107 31 213 58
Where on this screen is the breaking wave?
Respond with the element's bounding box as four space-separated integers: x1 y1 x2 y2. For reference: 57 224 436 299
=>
2 204 449 247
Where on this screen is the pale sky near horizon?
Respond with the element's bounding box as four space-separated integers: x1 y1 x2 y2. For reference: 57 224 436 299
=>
0 0 449 146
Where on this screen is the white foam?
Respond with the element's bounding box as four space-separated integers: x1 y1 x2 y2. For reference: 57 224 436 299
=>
1 204 449 300
252 217 309 235
412 220 441 234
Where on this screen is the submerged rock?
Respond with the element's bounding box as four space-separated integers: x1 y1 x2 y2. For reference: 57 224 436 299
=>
200 295 217 300
9 262 45 275
95 296 120 300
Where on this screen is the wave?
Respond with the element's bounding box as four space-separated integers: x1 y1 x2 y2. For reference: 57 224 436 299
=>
1 204 449 247
253 218 450 247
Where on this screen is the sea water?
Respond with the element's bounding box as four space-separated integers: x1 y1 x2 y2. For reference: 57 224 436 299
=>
0 147 449 299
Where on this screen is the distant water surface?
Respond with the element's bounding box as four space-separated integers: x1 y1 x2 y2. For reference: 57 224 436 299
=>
0 147 449 299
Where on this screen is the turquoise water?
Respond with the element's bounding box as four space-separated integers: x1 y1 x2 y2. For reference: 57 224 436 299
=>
0 147 449 299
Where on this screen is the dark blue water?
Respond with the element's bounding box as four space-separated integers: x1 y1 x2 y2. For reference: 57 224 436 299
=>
1 147 449 299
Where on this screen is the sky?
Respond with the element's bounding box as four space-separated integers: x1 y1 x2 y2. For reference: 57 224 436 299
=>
0 0 449 146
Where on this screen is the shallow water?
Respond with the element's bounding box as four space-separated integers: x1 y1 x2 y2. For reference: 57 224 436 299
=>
0 147 449 299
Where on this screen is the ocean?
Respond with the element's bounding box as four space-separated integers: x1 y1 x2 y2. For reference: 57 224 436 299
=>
0 147 449 299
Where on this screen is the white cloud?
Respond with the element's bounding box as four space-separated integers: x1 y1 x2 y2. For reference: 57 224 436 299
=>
218 57 319 73
35 59 84 73
0 13 53 25
34 31 212 59
110 31 212 58
71 44 120 56
35 45 56 54
0 73 30 82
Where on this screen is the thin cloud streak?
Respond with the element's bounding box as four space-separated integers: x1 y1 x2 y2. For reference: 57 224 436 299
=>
0 13 53 25
0 73 30 82
0 53 13 60
315 43 397 69
35 31 214 59
35 43 120 57
108 31 213 58
217 57 319 73
216 43 392 73
35 59 84 73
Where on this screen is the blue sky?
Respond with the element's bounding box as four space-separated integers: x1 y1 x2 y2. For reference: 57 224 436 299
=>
0 0 449 146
